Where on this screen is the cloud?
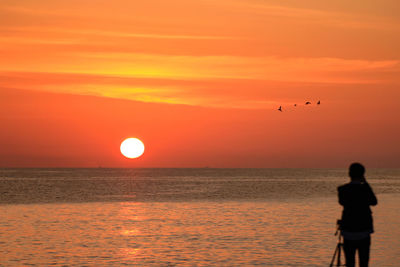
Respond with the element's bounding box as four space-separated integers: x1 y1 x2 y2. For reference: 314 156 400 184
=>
67 53 400 82
0 26 233 41
1 0 399 110
1 54 399 110
220 0 400 31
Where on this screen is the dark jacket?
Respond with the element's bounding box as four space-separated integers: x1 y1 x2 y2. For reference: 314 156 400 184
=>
338 182 377 232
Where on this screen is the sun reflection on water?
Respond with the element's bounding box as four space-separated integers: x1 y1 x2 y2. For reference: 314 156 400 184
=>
0 195 399 266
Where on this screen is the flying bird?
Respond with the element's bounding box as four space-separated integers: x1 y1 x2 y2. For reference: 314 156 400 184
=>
294 104 297 107
278 106 282 112
317 100 320 105
305 101 311 105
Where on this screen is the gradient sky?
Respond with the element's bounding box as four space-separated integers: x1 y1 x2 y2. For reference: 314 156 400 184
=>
1 0 399 167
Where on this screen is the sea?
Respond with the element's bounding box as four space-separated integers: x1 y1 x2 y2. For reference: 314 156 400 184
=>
0 168 399 266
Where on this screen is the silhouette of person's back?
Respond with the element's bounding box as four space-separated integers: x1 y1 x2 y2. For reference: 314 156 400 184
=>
338 163 377 267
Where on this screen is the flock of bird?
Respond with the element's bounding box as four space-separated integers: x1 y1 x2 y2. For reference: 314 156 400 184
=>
277 100 320 112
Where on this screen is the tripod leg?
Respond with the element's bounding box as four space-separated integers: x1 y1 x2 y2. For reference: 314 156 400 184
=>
329 244 340 267
337 243 341 266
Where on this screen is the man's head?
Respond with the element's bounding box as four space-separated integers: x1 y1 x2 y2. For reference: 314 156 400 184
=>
349 162 365 181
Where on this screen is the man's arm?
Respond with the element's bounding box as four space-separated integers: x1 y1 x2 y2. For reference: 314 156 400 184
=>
338 186 346 206
364 182 378 206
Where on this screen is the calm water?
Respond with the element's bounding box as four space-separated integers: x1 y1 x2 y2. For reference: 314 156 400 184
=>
0 168 399 266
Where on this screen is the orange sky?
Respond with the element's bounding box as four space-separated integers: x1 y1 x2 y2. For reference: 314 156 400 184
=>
1 0 399 167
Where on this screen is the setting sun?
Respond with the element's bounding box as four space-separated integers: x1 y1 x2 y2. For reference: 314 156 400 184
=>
120 138 145 159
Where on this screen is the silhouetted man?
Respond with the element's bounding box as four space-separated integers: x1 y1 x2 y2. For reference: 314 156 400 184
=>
338 163 377 267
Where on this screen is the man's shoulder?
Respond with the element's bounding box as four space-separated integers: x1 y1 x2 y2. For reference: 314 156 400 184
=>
338 183 350 191
338 182 368 194
338 183 357 194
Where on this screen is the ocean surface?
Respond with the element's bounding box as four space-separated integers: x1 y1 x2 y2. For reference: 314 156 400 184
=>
0 168 399 266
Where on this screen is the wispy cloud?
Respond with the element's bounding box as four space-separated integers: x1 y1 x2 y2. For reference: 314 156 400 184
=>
1 0 399 110
1 58 398 110
0 71 300 109
64 53 400 82
221 0 400 31
0 26 233 41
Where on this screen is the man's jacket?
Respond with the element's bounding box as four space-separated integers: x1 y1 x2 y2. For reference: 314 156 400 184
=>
338 182 378 232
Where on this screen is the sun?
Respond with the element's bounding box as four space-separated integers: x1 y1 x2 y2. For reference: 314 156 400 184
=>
120 138 145 159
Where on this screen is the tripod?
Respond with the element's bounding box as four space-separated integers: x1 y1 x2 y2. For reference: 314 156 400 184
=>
329 220 346 266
